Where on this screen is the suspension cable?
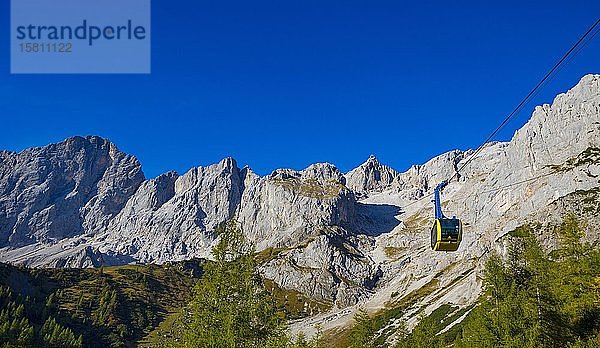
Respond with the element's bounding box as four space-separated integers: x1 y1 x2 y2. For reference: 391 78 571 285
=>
401 18 600 212
446 18 600 184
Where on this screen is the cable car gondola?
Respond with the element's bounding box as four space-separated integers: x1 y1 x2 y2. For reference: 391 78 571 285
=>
430 181 462 252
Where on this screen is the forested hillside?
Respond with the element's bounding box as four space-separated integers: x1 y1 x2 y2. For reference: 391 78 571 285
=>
0 221 327 348
0 260 201 347
344 215 600 347
3 215 600 347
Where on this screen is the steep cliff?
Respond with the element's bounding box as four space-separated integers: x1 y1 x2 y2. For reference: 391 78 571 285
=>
0 74 598 336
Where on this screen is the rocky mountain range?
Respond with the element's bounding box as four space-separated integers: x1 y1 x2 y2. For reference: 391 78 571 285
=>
1 74 599 339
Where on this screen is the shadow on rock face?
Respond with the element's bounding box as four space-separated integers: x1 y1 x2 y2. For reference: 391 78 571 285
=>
355 202 402 236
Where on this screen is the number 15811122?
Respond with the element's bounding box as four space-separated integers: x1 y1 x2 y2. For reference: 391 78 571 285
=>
19 43 72 53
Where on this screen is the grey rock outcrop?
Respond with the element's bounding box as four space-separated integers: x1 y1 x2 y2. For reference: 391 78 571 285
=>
0 74 599 334
261 228 381 308
99 157 243 263
238 163 355 250
292 74 600 337
345 155 400 196
0 136 144 248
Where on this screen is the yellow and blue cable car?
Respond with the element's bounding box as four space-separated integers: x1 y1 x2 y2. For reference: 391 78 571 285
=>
430 181 462 251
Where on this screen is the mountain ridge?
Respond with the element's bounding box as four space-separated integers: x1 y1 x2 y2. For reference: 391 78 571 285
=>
0 74 599 338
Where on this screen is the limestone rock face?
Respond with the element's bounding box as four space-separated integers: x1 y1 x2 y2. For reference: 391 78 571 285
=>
261 229 381 308
0 136 144 248
0 74 599 334
290 74 600 337
99 158 244 263
237 163 356 250
345 155 400 197
396 149 467 200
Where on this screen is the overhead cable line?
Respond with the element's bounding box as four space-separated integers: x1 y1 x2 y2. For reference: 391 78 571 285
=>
477 171 557 195
446 18 600 184
403 169 561 213
401 18 600 211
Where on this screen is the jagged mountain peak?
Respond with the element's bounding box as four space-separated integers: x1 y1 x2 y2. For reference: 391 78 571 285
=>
0 135 145 248
345 155 400 195
65 134 108 145
187 156 239 174
365 154 378 163
0 74 599 335
217 156 238 169
51 135 119 155
240 165 259 183
15 135 140 174
268 162 345 184
354 154 383 168
301 162 345 183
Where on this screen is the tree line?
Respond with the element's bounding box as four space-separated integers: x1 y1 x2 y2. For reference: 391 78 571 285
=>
0 285 82 347
348 214 600 347
161 219 324 348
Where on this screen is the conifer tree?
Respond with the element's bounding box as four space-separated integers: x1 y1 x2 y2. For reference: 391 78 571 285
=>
169 219 287 348
347 308 377 348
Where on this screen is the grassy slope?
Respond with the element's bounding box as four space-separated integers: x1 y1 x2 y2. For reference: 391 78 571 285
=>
0 260 202 347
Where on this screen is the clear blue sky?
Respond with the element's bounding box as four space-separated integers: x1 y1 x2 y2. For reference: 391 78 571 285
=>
1 1 599 178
